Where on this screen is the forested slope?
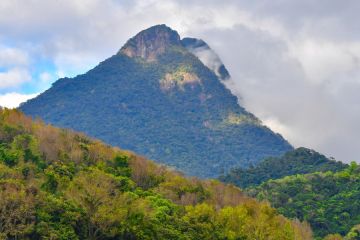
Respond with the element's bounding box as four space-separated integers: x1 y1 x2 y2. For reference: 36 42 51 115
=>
247 164 360 239
0 108 311 240
220 148 347 188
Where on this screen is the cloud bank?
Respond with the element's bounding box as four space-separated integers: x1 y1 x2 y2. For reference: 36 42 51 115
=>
0 92 38 109
0 0 359 162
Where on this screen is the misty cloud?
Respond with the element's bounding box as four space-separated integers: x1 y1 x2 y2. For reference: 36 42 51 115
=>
0 68 31 89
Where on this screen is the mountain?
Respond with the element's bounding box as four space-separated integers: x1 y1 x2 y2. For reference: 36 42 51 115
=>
220 147 348 188
247 163 360 239
20 24 292 178
0 108 312 239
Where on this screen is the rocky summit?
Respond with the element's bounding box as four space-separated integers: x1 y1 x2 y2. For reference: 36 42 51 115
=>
120 24 181 61
20 24 292 178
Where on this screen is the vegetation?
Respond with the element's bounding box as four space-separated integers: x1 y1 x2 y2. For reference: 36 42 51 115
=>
247 163 360 239
20 24 292 178
220 148 347 188
0 108 312 239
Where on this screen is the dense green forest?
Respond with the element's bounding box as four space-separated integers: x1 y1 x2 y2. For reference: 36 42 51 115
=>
20 24 292 178
220 148 347 188
0 108 311 239
247 164 360 239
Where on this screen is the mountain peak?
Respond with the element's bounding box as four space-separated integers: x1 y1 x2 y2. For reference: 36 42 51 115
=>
119 24 181 61
21 25 292 178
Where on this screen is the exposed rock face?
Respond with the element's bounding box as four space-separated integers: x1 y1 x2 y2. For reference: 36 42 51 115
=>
119 24 181 61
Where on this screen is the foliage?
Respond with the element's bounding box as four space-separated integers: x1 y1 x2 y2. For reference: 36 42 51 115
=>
324 225 360 240
0 180 36 239
247 163 360 238
220 147 347 188
345 225 360 239
0 109 310 239
20 25 292 178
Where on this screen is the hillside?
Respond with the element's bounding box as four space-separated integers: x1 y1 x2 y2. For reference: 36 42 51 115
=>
20 24 292 178
220 147 348 188
0 108 312 239
247 164 360 239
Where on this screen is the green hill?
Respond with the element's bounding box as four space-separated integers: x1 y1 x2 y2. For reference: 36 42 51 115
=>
220 147 347 188
0 108 312 239
247 163 360 239
20 24 292 178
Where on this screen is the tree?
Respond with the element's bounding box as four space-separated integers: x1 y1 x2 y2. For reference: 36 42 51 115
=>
65 168 122 239
0 181 36 239
346 225 360 240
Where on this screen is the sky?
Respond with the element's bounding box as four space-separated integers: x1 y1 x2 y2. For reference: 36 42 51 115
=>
0 0 359 163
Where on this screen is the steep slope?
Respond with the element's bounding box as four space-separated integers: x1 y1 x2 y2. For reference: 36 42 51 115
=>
0 108 312 239
247 163 360 238
220 147 348 188
20 24 292 178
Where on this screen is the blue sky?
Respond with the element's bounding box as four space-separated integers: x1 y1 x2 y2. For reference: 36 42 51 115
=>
1 0 360 163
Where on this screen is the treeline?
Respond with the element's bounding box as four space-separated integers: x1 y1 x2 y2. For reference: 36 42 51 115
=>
247 163 360 239
0 109 312 240
220 148 347 188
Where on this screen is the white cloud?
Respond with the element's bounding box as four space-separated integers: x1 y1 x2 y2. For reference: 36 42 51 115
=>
39 72 52 83
0 68 31 89
0 92 38 108
262 117 295 140
288 40 360 84
0 46 29 67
